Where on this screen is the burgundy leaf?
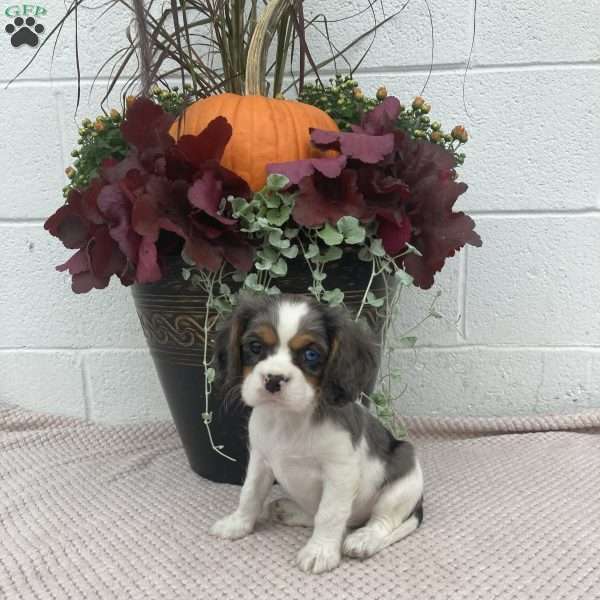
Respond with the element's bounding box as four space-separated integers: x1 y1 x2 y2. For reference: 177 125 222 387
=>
377 212 412 256
44 203 90 249
71 271 110 294
121 98 175 153
311 129 394 164
354 97 402 135
267 155 347 184
56 248 89 275
188 171 236 225
175 117 232 167
136 236 162 283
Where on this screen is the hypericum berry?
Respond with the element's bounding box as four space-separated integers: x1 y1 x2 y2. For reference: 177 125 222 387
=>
126 96 137 109
451 125 469 143
430 131 444 143
412 96 425 110
422 102 431 114
110 108 121 121
376 86 388 100
81 118 92 128
65 167 76 179
444 134 453 142
431 121 441 131
414 129 426 139
70 149 80 157
353 88 365 100
420 115 430 125
94 120 105 132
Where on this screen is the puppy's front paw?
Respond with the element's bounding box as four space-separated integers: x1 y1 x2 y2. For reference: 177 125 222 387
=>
209 513 253 540
342 527 382 559
296 541 341 574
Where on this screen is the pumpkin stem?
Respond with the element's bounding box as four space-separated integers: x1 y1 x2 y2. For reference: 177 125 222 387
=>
245 0 292 96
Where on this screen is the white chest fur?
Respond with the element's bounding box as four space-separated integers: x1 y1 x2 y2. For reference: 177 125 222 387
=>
249 405 386 523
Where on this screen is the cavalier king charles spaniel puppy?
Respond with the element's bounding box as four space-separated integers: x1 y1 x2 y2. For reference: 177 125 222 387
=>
209 293 423 574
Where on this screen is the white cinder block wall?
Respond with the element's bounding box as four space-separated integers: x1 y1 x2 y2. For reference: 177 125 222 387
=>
1 1 599 422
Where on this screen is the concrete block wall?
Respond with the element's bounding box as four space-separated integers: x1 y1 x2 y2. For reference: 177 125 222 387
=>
1 0 599 422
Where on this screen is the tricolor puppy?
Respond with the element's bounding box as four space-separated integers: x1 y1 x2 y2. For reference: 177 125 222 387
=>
209 293 423 574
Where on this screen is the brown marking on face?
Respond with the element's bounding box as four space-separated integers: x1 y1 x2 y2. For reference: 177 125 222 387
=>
304 373 320 389
288 332 320 352
254 324 278 346
243 365 253 379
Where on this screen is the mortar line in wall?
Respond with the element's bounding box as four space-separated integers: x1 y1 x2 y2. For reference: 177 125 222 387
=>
80 354 91 421
0 219 47 225
52 87 68 177
3 210 598 227
467 209 600 218
2 345 599 353
457 247 468 340
2 60 599 87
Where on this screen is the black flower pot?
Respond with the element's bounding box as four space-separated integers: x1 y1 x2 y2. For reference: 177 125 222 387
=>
132 251 385 484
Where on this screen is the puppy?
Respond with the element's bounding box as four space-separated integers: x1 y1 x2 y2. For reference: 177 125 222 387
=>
209 293 423 574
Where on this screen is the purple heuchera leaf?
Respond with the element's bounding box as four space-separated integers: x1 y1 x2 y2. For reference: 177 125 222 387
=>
264 96 481 288
310 129 394 164
267 155 347 184
353 96 401 135
120 97 175 154
45 98 255 291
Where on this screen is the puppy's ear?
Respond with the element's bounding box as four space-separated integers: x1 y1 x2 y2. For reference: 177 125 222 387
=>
320 307 380 406
212 292 269 406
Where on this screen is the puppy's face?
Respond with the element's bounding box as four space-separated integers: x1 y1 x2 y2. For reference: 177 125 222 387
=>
239 299 329 411
213 294 379 414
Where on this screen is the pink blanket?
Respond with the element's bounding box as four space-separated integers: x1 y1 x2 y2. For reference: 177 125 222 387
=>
1 403 599 599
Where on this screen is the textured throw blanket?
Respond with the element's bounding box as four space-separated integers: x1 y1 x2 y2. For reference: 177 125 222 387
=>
1 403 599 600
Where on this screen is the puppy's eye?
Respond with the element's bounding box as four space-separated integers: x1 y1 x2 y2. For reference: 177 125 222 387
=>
249 341 263 355
303 348 321 364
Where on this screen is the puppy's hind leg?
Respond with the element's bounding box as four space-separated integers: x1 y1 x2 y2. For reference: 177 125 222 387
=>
343 448 423 560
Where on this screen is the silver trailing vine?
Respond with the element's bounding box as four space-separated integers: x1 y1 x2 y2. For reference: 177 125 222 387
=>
183 174 441 456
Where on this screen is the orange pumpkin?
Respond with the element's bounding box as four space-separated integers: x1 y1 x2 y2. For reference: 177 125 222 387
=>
169 93 339 191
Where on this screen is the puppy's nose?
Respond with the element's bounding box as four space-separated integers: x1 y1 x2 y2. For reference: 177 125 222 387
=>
264 374 288 393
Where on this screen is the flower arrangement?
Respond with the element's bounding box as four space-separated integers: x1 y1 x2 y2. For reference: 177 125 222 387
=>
37 0 482 474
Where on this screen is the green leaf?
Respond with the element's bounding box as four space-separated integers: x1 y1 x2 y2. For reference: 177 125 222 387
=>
313 272 327 282
394 270 414 287
270 257 288 277
264 193 281 209
280 244 299 259
315 246 343 263
358 247 372 261
268 230 291 249
284 227 299 239
317 223 344 246
370 238 386 257
266 205 292 226
219 283 231 295
232 271 246 282
258 246 279 262
399 336 417 348
366 291 385 307
304 243 320 259
265 285 281 295
337 216 365 244
322 288 344 305
266 173 290 191
181 268 191 281
229 196 248 216
244 273 264 291
405 242 423 257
